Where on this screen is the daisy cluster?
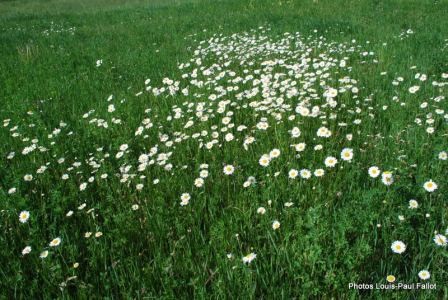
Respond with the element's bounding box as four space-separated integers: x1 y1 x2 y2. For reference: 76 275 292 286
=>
41 21 76 36
1 27 446 286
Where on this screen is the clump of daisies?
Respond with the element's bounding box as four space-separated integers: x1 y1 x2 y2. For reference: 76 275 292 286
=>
180 193 191 206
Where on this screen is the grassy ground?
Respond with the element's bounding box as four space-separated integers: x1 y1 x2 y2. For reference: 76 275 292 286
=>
1 0 447 298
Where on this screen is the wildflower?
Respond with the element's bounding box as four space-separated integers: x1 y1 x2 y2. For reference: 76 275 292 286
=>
22 246 32 255
19 211 30 223
434 234 447 247
408 86 420 93
294 143 306 152
290 127 301 138
391 240 406 254
368 166 381 178
79 182 87 191
39 250 49 259
180 193 191 206
272 220 280 230
256 121 269 130
408 200 418 209
314 169 325 177
317 126 332 138
300 169 311 179
324 87 338 98
418 270 430 280
386 275 396 283
381 172 394 186
324 156 338 168
340 148 353 161
438 151 447 160
223 164 235 175
242 252 256 264
194 178 204 187
288 169 298 179
199 170 209 178
257 207 266 215
225 133 234 142
49 237 61 247
259 155 270 167
423 180 437 192
269 149 281 159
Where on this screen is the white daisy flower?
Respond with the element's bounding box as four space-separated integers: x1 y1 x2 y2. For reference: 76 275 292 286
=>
288 169 298 179
418 270 430 280
242 252 256 264
340 148 353 161
269 149 281 159
314 169 325 177
259 155 270 167
257 207 266 215
194 178 204 187
423 180 437 192
49 237 61 247
386 275 396 283
381 172 394 186
223 164 235 175
294 143 306 152
408 199 418 209
434 234 447 247
39 250 49 259
324 156 338 168
22 246 32 255
368 166 381 178
180 193 191 206
19 211 30 223
391 240 406 254
23 174 33 181
300 169 311 179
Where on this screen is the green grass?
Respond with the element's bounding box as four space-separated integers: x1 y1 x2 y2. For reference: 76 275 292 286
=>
1 0 447 298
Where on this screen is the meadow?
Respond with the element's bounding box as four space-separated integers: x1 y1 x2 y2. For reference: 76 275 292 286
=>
0 0 447 298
